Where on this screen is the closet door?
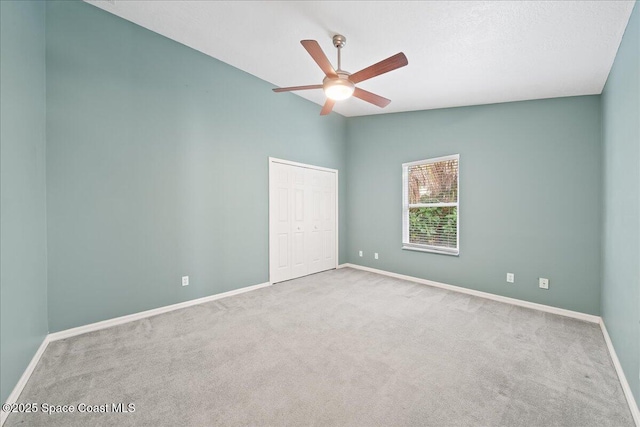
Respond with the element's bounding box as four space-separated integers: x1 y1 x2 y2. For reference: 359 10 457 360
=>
320 171 336 272
269 162 294 284
307 168 323 274
307 168 336 275
290 166 308 279
269 160 337 283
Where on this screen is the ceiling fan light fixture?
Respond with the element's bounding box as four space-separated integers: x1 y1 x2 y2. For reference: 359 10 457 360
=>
323 78 355 101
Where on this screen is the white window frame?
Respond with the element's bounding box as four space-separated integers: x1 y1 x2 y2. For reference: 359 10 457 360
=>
402 154 460 256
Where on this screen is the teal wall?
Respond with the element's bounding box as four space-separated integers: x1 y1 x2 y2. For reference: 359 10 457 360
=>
601 2 640 405
346 96 602 315
45 1 347 332
0 1 49 403
1 0 638 409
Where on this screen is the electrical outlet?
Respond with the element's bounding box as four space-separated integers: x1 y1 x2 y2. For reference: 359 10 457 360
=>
506 273 514 283
539 278 549 290
359 250 363 257
374 253 379 260
182 276 189 287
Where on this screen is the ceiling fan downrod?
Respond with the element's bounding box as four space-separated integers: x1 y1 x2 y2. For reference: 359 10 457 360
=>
333 34 347 72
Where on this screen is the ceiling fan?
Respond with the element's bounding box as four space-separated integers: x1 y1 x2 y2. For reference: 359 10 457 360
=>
272 35 408 115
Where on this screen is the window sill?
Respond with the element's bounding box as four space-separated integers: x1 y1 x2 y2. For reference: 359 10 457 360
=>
402 246 459 257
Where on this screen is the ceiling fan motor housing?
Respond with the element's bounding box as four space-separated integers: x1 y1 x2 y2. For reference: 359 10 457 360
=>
332 34 346 49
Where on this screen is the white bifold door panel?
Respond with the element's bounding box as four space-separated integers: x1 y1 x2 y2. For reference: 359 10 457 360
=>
269 159 337 284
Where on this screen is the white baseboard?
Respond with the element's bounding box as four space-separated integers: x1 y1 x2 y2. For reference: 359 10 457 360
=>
3 269 636 426
600 319 640 426
49 281 272 342
341 263 600 323
341 263 640 423
1 280 271 426
1 335 50 426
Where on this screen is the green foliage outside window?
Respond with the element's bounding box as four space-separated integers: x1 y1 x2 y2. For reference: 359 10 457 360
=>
409 207 457 248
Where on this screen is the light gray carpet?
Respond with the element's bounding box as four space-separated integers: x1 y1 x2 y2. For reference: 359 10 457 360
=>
6 268 633 426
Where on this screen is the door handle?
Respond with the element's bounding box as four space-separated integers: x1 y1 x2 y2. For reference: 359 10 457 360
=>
314 226 318 230
297 226 301 231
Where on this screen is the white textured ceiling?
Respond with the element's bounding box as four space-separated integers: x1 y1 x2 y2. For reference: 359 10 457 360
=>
86 1 635 117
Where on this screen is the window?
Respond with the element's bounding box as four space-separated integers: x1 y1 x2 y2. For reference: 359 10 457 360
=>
402 154 459 255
